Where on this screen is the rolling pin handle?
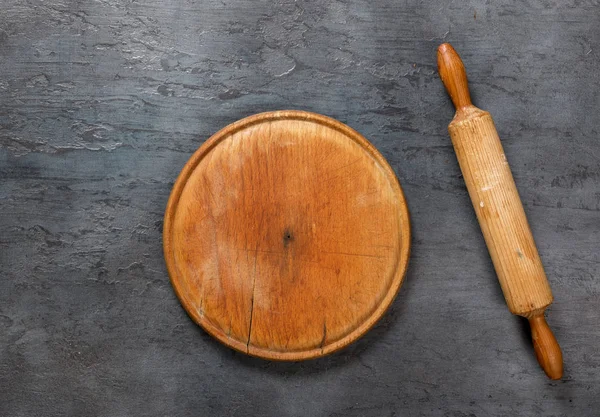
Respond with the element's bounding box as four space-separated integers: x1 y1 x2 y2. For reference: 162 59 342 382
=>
529 314 563 380
437 43 473 110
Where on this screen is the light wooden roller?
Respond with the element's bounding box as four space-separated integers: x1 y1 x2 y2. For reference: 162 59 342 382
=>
437 43 563 379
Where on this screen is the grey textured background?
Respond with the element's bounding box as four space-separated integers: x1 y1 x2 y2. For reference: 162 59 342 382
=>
1 0 599 416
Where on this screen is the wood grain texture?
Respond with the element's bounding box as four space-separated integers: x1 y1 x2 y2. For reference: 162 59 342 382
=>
437 43 472 110
448 111 553 317
530 315 564 380
164 111 410 360
438 43 562 379
1 0 600 415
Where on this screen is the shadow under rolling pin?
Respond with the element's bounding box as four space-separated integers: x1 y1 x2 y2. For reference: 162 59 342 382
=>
437 43 563 380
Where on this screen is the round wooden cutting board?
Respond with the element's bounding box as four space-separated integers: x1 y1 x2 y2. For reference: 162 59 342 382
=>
163 110 410 360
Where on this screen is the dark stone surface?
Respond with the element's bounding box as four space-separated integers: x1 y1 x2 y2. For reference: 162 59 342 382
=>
1 0 599 415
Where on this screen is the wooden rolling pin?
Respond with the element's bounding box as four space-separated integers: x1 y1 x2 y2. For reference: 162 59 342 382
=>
437 43 563 379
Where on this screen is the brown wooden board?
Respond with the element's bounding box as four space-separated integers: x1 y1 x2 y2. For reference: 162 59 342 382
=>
163 110 411 360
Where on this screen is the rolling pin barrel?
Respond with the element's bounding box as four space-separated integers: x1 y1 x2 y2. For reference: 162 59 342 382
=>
437 43 563 379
